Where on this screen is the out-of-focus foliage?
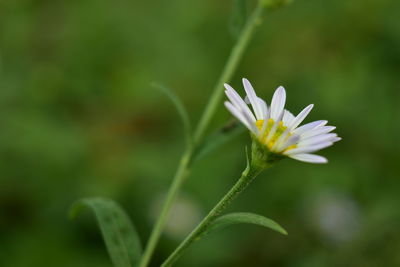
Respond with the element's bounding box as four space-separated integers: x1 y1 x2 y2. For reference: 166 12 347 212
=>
70 197 142 267
0 0 399 266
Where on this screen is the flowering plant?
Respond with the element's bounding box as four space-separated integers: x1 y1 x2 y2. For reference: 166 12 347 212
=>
70 1 340 266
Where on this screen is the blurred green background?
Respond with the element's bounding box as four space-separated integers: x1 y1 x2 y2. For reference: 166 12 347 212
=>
1 0 400 266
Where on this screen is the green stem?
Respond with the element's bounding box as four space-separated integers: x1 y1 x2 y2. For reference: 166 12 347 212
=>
139 1 289 266
161 164 266 267
138 150 191 267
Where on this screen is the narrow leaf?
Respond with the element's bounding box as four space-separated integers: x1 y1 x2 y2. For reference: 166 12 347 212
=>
229 0 247 38
206 212 287 236
192 120 246 163
70 197 142 267
152 82 192 147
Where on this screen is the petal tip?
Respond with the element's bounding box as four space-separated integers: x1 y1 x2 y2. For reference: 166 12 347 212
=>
274 86 286 99
242 78 255 94
320 158 328 163
277 86 286 92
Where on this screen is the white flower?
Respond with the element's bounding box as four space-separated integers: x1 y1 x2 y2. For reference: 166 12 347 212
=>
224 78 340 164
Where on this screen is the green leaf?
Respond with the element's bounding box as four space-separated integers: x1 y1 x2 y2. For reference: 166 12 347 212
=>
206 212 287 236
192 120 246 163
152 82 192 148
229 0 247 38
70 197 142 267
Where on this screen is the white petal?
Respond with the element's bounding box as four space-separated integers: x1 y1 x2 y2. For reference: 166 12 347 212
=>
285 142 333 155
270 86 286 121
314 120 328 128
225 102 258 134
258 98 269 119
289 153 328 164
282 110 295 126
298 133 338 147
242 78 264 120
224 84 256 122
300 126 336 139
293 120 327 135
224 101 250 128
279 134 300 151
246 97 268 118
288 104 314 130
245 95 268 119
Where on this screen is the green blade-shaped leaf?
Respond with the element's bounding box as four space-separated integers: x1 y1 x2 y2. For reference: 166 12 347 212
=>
70 197 142 267
206 212 287 236
229 0 247 38
152 82 192 148
192 120 246 163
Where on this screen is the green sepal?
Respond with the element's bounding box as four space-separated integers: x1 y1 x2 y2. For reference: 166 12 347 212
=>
250 135 284 170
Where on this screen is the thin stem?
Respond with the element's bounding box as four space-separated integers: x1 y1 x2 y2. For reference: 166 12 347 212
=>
161 164 265 267
138 151 191 267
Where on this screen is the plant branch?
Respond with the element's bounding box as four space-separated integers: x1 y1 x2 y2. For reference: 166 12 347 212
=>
139 1 292 266
161 164 265 267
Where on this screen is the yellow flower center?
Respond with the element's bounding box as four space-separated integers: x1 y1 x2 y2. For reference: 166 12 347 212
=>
255 119 296 152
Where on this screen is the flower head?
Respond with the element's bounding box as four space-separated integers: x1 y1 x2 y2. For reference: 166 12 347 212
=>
224 78 340 164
